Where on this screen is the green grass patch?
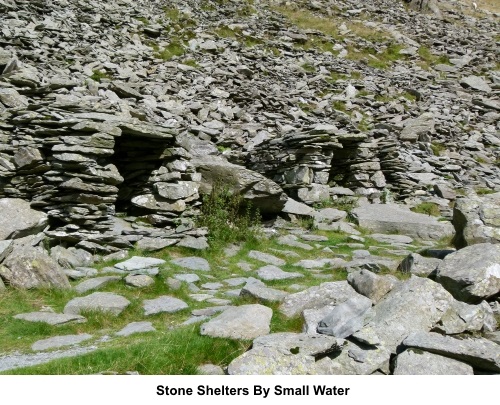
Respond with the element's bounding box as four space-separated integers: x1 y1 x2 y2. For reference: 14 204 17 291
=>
90 69 111 82
410 202 441 217
430 142 446 156
2 326 249 375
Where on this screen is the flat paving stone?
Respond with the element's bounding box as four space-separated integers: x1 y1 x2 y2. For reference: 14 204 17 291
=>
171 257 210 271
277 235 313 250
115 256 165 271
75 276 121 294
124 274 154 288
14 311 86 326
224 277 248 287
189 294 214 302
201 282 223 290
200 304 272 340
248 250 286 266
116 321 156 337
143 296 188 315
174 273 200 283
256 265 304 281
64 292 130 316
32 334 93 351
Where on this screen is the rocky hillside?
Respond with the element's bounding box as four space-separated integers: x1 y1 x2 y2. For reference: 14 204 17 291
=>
0 0 499 375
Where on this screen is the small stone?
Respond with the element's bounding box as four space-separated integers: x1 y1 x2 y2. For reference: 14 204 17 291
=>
64 292 130 316
115 256 165 271
143 296 188 315
171 257 210 271
75 276 121 294
32 334 93 351
125 274 155 288
116 322 156 337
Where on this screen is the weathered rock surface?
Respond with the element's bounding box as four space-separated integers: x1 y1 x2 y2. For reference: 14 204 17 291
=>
143 296 188 316
171 257 210 272
0 245 70 289
115 256 165 271
200 304 272 340
14 312 86 326
32 334 93 351
347 270 395 303
403 331 500 372
116 321 156 337
64 292 130 316
279 281 359 318
0 199 48 240
256 265 303 281
352 203 454 240
453 193 500 248
317 295 373 338
357 276 456 352
75 276 121 294
435 243 500 303
394 349 474 375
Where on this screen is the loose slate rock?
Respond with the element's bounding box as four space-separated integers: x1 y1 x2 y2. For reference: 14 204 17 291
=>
174 273 200 283
124 274 155 288
394 349 473 375
347 270 395 303
143 296 188 315
200 304 272 340
14 312 86 326
240 281 289 304
171 257 210 272
279 281 360 318
256 265 303 281
358 277 456 353
248 250 286 266
0 245 71 289
403 331 500 372
32 334 93 351
352 203 453 240
64 292 130 316
228 333 344 375
435 243 500 303
75 276 121 294
317 296 373 338
116 321 156 337
115 256 165 271
0 198 48 240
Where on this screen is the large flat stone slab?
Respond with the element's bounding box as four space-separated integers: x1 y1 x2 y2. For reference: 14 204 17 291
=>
200 304 272 340
143 296 188 315
240 280 289 304
404 331 500 372
256 265 303 281
248 250 285 266
64 292 130 316
32 334 93 351
13 312 86 325
114 256 165 271
279 281 360 318
358 277 456 353
0 198 48 240
75 276 121 294
435 243 500 304
394 349 473 375
352 203 454 240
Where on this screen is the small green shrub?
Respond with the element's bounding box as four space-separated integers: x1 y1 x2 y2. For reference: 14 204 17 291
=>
430 142 446 156
197 182 261 251
90 69 111 82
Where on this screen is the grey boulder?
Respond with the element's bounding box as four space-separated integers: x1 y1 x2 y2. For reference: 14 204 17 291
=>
0 199 48 240
0 245 70 289
435 243 500 303
200 304 272 340
394 349 473 375
64 292 130 316
143 296 188 315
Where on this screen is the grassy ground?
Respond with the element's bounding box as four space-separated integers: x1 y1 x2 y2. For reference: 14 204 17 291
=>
0 220 429 374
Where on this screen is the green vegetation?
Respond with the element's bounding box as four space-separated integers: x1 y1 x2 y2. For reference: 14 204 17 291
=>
410 202 441 217
417 46 450 70
196 182 261 252
476 188 495 195
2 327 249 375
89 69 111 82
157 41 185 60
430 142 446 156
